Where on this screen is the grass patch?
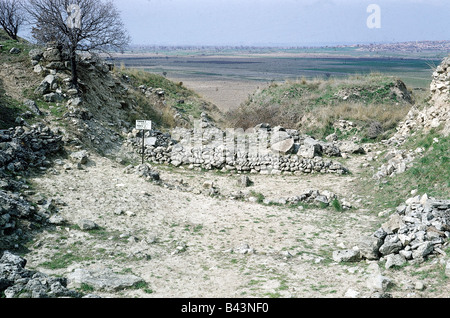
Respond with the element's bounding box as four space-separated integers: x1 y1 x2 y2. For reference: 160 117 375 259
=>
402 130 450 198
357 129 449 215
114 68 221 128
40 251 93 270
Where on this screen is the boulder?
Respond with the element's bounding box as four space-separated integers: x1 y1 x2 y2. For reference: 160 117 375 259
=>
382 214 405 234
43 48 62 62
24 100 43 116
358 235 383 260
271 138 294 155
338 141 365 154
70 150 89 165
29 49 44 61
385 254 406 269
378 234 402 256
9 47 20 54
77 219 98 231
68 268 145 292
43 92 64 103
332 249 361 262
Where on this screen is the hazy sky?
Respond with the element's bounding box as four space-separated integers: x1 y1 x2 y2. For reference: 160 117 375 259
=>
20 0 450 46
111 0 450 46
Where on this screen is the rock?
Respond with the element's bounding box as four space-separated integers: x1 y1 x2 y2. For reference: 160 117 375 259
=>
358 235 383 260
23 100 43 116
9 47 21 54
43 47 62 62
271 138 294 155
445 261 450 277
0 251 27 268
48 214 66 225
385 254 406 269
270 131 291 144
0 252 81 298
77 219 98 231
382 214 405 234
344 288 360 298
67 268 144 292
297 137 323 158
34 81 51 95
414 282 425 291
70 150 89 165
338 141 365 154
29 49 44 61
43 92 64 103
379 235 402 256
332 249 361 262
366 263 392 292
237 175 252 188
412 242 434 260
231 243 255 255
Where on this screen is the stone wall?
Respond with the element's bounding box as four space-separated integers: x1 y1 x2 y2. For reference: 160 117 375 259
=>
0 124 64 251
127 118 351 175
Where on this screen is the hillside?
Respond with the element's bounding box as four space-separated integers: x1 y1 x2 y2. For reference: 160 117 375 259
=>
226 74 419 141
0 34 449 299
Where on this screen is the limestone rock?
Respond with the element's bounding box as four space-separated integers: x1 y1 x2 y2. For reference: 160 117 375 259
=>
271 138 294 155
68 268 144 292
77 219 98 231
332 249 361 263
70 150 89 165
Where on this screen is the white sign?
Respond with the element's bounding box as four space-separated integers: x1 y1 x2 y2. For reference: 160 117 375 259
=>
136 120 152 130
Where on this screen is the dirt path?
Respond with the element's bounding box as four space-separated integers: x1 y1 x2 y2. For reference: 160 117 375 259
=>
21 149 446 299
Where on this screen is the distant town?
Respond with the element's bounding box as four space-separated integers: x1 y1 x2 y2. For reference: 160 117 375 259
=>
126 40 450 54
351 40 450 53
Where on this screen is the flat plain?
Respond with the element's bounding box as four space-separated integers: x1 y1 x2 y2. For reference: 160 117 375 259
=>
111 47 446 111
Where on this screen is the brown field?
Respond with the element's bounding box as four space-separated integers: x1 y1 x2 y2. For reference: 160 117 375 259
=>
167 76 265 112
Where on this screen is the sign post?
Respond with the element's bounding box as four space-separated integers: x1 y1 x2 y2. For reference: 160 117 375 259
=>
136 120 152 164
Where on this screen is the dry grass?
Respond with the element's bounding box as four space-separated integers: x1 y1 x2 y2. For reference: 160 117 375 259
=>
226 74 416 140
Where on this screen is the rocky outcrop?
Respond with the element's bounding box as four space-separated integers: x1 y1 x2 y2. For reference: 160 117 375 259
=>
397 55 450 136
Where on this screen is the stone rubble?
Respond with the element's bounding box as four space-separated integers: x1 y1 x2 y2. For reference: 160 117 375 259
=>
0 251 82 298
352 194 450 265
0 124 64 175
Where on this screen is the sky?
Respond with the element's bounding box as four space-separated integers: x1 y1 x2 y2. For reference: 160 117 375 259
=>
22 0 450 47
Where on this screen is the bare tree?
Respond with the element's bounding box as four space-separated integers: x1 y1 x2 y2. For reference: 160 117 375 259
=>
25 0 130 90
0 0 25 40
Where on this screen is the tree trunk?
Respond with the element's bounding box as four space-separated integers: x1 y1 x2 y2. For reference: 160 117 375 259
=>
70 48 79 91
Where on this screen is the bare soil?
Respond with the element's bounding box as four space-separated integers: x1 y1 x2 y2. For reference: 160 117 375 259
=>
168 76 264 112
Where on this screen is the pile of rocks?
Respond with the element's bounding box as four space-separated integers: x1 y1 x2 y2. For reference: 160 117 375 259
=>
254 189 351 209
0 251 81 298
0 124 64 175
123 163 160 182
373 148 416 180
340 194 450 268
